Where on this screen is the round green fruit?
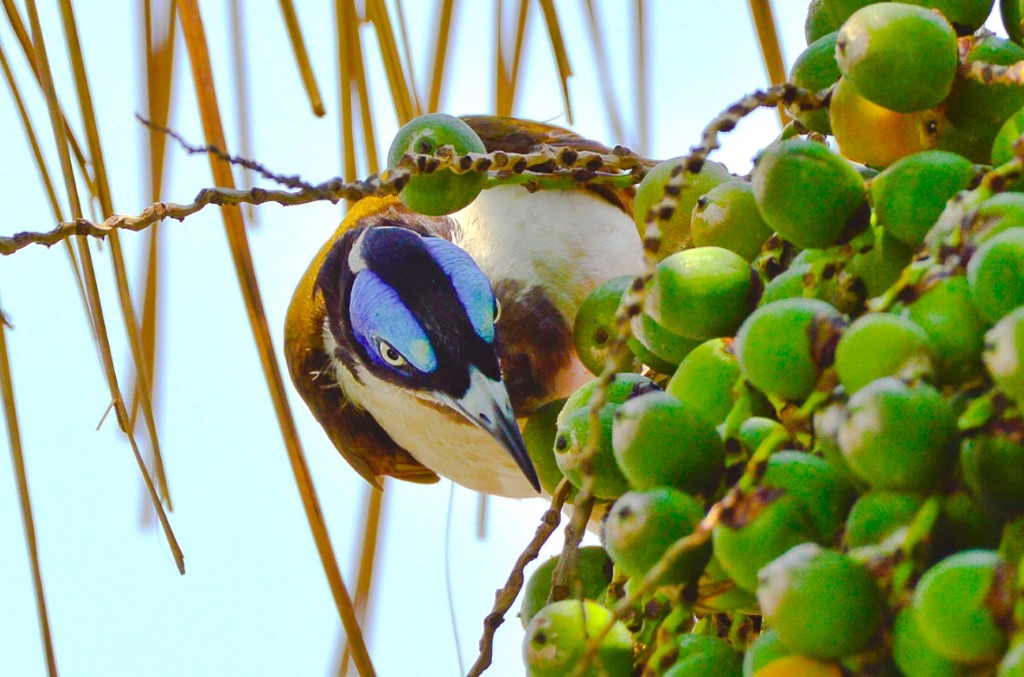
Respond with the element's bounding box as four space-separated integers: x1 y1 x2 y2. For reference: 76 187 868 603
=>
892 606 968 677
992 104 1024 167
912 550 1012 665
553 404 630 499
758 543 885 659
691 180 773 261
520 546 613 628
603 488 712 586
788 32 841 135
822 0 885 25
574 275 635 376
634 157 731 260
904 275 987 384
807 0 841 43
523 398 571 496
871 150 977 248
735 298 845 402
386 113 487 215
844 491 925 548
666 338 742 425
752 138 866 249
663 635 742 677
975 192 1024 244
903 0 995 34
712 488 821 593
628 306 703 369
523 599 633 677
1004 0 1024 44
558 373 660 427
838 377 958 492
934 489 1005 558
847 229 915 297
836 3 958 113
967 228 1024 324
833 313 934 394
963 429 1024 515
612 391 724 496
761 451 859 544
939 35 1024 164
647 246 757 340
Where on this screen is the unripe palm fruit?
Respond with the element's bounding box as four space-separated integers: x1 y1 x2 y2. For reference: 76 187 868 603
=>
762 451 859 544
904 275 987 384
933 489 1005 558
903 0 995 34
939 36 1024 163
523 600 633 677
603 487 712 586
712 487 821 592
735 298 845 402
830 76 945 168
691 180 773 261
752 138 866 249
666 338 742 425
822 0 884 25
647 246 757 340
962 429 1024 515
757 543 886 659
523 398 571 497
847 229 915 297
833 313 934 394
892 606 968 677
627 304 703 369
844 491 925 548
662 635 742 677
573 275 635 376
967 228 1024 324
634 157 731 260
612 391 724 496
553 404 629 500
836 3 958 113
788 32 840 135
838 377 959 492
992 104 1024 167
871 150 977 248
520 546 613 628
1004 0 1024 44
386 113 487 215
974 193 1024 244
558 373 659 427
806 0 840 43
912 550 1013 665
985 308 1024 403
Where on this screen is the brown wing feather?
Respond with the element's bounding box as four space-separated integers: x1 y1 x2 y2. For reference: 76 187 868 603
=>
284 197 439 488
460 114 636 216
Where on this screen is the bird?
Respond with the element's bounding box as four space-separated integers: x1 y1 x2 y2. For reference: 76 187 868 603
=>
284 116 644 499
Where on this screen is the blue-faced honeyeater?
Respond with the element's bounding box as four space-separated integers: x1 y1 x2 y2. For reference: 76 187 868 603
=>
284 116 643 498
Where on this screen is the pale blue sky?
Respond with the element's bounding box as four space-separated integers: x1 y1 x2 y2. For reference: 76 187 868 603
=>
0 2 816 675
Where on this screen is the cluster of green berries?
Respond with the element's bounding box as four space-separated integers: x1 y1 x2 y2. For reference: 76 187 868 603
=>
515 1 1024 675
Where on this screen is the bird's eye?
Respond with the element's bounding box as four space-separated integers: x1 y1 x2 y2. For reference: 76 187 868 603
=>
378 341 408 367
493 298 502 324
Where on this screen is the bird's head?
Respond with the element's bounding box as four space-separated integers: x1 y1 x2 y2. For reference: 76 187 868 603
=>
315 221 541 493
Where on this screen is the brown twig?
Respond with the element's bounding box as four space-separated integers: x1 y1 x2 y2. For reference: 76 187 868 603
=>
960 59 1024 86
466 479 572 677
2 141 653 256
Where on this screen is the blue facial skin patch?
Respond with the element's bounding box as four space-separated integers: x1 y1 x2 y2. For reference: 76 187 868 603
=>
421 237 496 344
349 270 438 373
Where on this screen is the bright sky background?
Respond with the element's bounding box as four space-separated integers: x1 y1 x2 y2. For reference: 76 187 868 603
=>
0 2 816 675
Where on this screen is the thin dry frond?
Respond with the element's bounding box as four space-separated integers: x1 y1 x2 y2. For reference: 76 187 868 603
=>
57 0 172 509
748 0 789 127
0 319 58 676
338 483 386 677
633 1 649 153
175 2 373 674
366 0 418 124
23 0 184 573
535 0 573 124
0 37 90 336
581 0 626 145
426 0 455 113
277 0 326 117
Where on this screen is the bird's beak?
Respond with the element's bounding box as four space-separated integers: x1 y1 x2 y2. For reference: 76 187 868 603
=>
437 367 541 493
